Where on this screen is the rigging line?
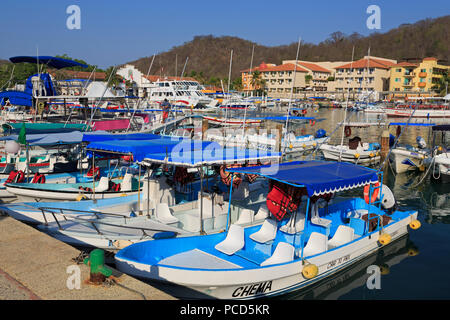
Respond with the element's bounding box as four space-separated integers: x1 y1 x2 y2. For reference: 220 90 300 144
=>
378 103 419 171
282 37 301 158
242 44 255 137
126 54 156 133
338 45 355 162
86 65 116 130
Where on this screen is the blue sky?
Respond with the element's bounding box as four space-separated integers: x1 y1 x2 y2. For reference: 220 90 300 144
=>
0 0 448 69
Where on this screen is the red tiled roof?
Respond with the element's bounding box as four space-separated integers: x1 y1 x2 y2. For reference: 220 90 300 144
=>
335 58 396 70
260 63 308 72
423 57 438 61
297 62 331 73
393 62 419 67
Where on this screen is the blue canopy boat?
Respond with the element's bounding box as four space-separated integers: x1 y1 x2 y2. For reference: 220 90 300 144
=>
4 137 281 251
115 160 420 299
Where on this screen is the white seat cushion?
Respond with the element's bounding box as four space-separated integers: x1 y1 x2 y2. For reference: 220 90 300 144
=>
260 242 294 266
249 218 277 243
302 232 328 257
328 225 354 249
215 224 245 255
155 203 179 224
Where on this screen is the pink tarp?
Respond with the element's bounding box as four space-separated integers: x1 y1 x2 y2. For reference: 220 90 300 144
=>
92 119 130 131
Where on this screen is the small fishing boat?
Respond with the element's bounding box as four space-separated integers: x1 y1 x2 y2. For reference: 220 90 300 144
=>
115 161 420 299
389 136 429 173
5 172 141 202
206 129 327 154
320 137 380 165
203 116 261 127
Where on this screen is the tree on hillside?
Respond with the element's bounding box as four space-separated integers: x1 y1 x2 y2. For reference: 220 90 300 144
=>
431 70 449 96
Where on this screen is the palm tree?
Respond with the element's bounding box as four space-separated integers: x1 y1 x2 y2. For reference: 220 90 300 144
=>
250 70 266 96
431 71 449 96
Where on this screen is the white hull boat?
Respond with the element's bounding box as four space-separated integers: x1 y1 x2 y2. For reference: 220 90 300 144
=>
389 148 428 173
115 161 420 299
320 144 380 165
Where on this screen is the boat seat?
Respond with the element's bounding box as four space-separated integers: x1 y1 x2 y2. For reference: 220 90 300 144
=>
260 242 295 267
235 209 255 225
301 232 328 257
95 177 109 192
155 203 179 224
310 202 332 233
328 225 355 250
249 218 277 243
215 224 245 255
121 173 133 191
254 203 269 221
280 211 305 234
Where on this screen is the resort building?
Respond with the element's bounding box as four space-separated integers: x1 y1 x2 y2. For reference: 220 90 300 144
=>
389 57 449 97
282 60 333 91
333 56 397 93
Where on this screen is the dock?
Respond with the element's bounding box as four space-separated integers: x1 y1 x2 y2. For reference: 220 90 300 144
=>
0 215 176 300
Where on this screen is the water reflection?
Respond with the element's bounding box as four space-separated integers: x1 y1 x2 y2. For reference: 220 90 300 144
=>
277 235 417 300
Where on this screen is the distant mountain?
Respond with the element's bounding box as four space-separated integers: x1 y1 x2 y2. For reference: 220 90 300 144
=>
126 15 450 83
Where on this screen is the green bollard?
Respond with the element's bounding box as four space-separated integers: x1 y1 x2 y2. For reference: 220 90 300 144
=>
83 249 112 284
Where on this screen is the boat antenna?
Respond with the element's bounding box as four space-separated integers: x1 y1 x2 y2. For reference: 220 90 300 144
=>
86 65 116 130
282 36 301 157
242 44 255 137
338 45 355 162
225 50 233 124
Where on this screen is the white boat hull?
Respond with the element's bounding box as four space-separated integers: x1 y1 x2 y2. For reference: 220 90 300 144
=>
389 148 427 173
115 212 416 299
320 145 380 165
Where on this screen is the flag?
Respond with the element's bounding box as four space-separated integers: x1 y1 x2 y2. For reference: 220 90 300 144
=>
18 123 26 145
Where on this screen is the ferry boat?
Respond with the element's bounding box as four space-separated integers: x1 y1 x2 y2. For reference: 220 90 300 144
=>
148 80 217 108
115 161 420 299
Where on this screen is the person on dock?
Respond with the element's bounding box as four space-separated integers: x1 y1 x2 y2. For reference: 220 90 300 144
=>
161 99 171 123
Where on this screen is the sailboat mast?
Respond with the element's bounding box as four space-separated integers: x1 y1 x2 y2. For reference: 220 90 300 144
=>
338 46 355 162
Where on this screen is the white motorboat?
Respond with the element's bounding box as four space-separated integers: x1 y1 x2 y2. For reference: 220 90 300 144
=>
115 161 420 299
320 137 380 165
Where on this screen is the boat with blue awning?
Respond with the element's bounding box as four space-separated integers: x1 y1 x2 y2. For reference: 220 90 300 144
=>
114 160 420 299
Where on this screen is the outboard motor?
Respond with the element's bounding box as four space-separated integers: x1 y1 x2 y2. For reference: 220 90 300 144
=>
379 184 397 214
315 129 326 138
416 136 426 149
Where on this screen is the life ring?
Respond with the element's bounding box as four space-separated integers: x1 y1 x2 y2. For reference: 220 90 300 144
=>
364 182 380 204
309 120 316 126
344 126 351 137
302 109 307 115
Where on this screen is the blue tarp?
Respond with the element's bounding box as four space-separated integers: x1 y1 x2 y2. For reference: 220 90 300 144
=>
227 161 378 197
9 56 88 69
82 133 163 143
144 144 281 167
86 137 205 161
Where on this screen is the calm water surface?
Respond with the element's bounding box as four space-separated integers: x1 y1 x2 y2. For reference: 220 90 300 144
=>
213 106 450 299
